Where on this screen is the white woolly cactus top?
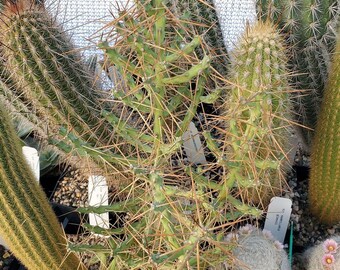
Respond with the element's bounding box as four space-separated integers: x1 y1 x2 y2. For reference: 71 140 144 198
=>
220 224 290 270
303 236 340 270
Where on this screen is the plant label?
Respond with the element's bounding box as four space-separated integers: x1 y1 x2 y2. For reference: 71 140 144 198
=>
22 146 40 182
264 197 292 243
88 175 110 233
182 121 207 165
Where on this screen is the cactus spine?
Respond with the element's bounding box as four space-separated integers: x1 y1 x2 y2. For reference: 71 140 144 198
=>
168 0 229 78
257 0 340 145
308 36 340 225
0 102 84 270
0 1 113 150
223 21 292 205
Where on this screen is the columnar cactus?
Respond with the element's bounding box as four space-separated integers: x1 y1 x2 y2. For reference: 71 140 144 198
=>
222 21 293 206
0 102 84 270
0 1 113 150
256 0 340 145
308 36 340 225
303 236 340 269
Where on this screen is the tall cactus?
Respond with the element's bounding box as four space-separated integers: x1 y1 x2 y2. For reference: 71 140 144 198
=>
0 102 84 270
222 21 293 206
308 35 340 225
0 1 113 150
256 0 340 145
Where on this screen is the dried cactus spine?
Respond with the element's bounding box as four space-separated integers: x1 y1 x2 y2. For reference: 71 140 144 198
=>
308 36 340 225
0 102 84 270
223 21 292 205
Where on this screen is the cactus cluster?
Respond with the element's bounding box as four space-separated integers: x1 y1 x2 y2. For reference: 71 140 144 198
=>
256 0 340 145
219 21 293 206
0 102 84 270
308 35 340 225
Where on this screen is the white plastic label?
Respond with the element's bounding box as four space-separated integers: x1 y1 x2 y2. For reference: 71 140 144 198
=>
88 175 110 232
22 146 40 182
263 197 292 243
182 122 207 165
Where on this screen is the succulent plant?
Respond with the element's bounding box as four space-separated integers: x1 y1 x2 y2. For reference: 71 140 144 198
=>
303 236 340 270
168 0 229 78
0 1 114 151
308 35 340 225
256 0 340 145
0 101 84 270
214 224 290 270
220 20 293 206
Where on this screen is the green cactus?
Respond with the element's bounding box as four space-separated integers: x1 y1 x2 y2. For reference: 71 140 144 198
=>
0 102 84 270
168 0 229 79
257 0 340 145
214 225 290 270
0 1 113 150
308 36 340 225
221 21 293 206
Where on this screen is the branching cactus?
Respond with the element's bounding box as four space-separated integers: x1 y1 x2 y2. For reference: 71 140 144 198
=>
303 236 340 270
214 225 290 270
0 1 114 150
219 21 293 206
0 102 84 270
58 0 264 268
308 36 340 225
257 0 340 145
168 0 229 79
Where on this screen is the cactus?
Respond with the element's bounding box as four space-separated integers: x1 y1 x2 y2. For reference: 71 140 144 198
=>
308 36 340 225
0 1 114 150
214 225 290 270
0 102 84 270
303 236 340 269
168 0 229 78
220 21 293 206
256 0 340 145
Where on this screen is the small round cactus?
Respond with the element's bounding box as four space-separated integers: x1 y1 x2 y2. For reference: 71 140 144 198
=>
215 224 290 270
303 236 340 270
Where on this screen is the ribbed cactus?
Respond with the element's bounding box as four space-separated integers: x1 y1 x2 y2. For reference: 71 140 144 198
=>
303 236 340 269
0 1 113 150
216 225 290 270
0 102 84 270
221 21 292 206
308 36 340 225
256 0 340 145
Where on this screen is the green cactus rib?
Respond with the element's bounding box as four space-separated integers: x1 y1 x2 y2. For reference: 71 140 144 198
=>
308 37 340 225
1 6 113 148
257 0 340 145
222 21 292 205
0 103 84 270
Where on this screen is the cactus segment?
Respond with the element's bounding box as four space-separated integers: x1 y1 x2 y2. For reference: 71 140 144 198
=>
223 21 293 205
0 102 83 270
308 36 340 225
